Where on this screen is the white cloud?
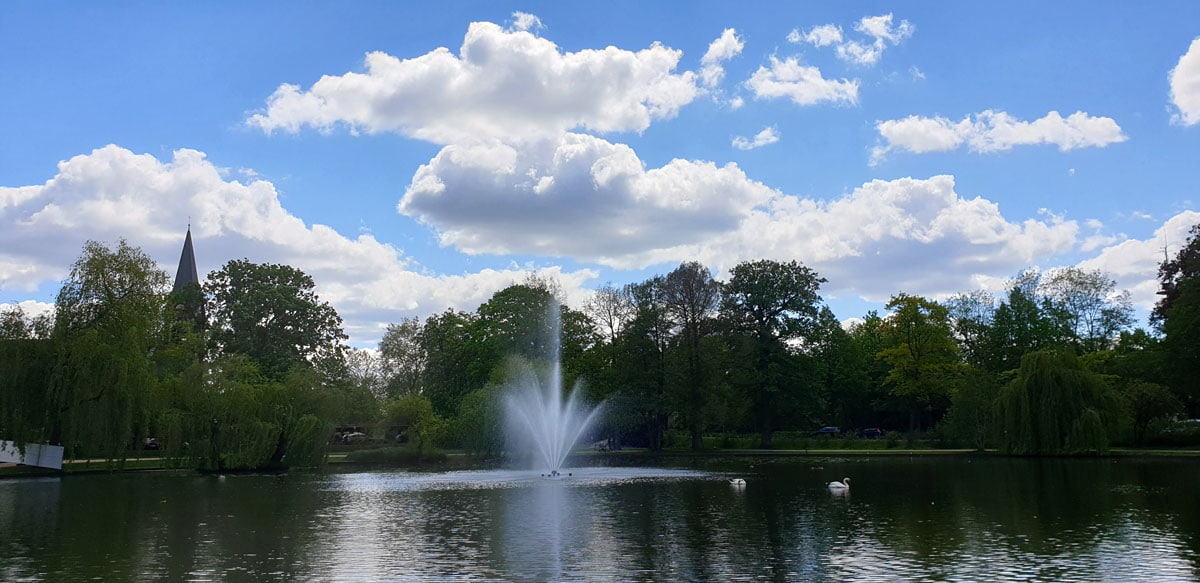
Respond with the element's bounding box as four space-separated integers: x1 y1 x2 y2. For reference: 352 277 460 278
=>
1169 37 1200 126
0 145 598 346
856 13 914 45
0 300 54 319
246 20 699 144
729 96 745 109
872 110 1127 163
794 14 912 66
700 28 744 88
511 12 543 32
1079 210 1200 309
398 133 1082 300
399 133 778 263
791 24 843 48
732 126 780 150
746 56 859 106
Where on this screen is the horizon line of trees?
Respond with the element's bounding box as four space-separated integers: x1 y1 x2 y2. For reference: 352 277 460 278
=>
2 223 1199 467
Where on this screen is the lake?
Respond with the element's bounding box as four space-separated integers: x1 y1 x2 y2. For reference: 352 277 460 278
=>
2 455 1198 581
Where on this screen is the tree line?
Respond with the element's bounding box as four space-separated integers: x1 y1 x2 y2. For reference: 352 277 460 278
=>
2 224 1199 468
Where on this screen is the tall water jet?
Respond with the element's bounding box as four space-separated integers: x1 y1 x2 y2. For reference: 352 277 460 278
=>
504 302 603 474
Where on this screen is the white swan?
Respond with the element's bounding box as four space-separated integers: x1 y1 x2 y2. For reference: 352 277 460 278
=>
827 477 850 490
729 478 746 486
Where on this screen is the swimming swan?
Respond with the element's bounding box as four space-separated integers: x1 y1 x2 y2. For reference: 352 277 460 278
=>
827 477 850 490
729 478 746 486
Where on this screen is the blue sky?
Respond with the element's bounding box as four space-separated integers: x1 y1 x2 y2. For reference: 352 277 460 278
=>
2 2 1199 346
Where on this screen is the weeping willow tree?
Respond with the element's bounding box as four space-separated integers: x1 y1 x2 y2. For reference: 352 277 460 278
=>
156 356 337 471
0 337 55 448
998 350 1115 455
47 240 169 463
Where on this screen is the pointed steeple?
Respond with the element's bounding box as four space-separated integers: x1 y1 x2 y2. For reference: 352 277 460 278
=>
173 225 200 292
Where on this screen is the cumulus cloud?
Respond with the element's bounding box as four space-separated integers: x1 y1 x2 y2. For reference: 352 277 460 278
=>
1079 210 1200 309
399 133 778 262
871 110 1127 163
746 56 859 106
510 11 543 32
700 28 744 88
789 24 843 48
790 14 912 66
247 19 699 144
732 126 780 150
1170 37 1200 126
0 145 597 346
0 300 54 319
398 131 1083 300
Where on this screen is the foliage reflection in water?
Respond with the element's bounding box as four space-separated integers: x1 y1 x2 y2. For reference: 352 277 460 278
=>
1 458 1198 581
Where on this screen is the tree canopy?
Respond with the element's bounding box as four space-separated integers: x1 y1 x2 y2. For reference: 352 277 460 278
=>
206 259 348 381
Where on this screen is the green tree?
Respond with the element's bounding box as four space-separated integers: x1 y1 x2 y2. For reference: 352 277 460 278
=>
1120 382 1182 445
582 282 635 345
877 294 962 432
385 393 446 456
476 284 558 364
986 281 1071 373
942 369 1001 450
1039 267 1133 353
1154 223 1200 412
809 306 872 429
945 290 996 370
419 309 487 418
661 261 721 451
379 316 426 398
608 277 672 450
844 311 893 428
49 240 170 461
720 259 825 447
997 350 1115 455
454 385 506 457
0 306 55 447
1 305 52 340
206 260 348 381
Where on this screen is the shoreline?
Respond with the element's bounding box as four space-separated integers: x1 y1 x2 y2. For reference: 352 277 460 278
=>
3 446 1197 479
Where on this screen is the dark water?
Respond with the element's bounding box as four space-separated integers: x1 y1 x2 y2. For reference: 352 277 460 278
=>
2 456 1198 581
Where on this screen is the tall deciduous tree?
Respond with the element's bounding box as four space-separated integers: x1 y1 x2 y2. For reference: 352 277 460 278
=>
661 261 720 451
986 283 1071 373
878 294 961 432
379 317 426 398
582 283 635 345
419 309 488 418
1154 223 1200 412
206 260 348 381
1039 267 1133 353
609 277 671 450
721 259 825 447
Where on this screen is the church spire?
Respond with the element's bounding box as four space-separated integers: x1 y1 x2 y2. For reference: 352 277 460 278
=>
173 225 200 292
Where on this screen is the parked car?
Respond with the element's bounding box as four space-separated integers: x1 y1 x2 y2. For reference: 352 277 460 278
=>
341 432 369 444
813 426 841 437
857 428 884 439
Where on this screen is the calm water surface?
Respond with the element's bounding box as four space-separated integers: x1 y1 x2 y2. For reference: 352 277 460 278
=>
2 456 1198 581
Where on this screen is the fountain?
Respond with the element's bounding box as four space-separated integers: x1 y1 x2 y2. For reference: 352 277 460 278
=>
504 304 603 476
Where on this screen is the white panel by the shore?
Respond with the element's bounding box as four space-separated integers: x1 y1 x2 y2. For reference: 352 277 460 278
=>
0 440 64 470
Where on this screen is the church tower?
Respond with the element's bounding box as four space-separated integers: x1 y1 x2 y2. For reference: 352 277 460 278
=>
171 225 205 329
173 226 200 293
